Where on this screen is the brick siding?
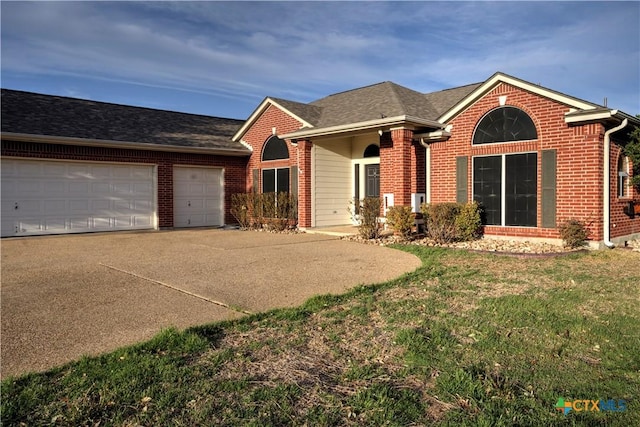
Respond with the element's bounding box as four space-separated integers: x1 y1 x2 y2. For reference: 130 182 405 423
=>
430 82 640 242
243 104 305 192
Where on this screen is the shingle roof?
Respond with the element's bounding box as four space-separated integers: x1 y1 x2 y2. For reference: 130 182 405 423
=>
269 97 323 127
423 83 483 117
262 81 483 132
309 81 440 127
1 89 249 153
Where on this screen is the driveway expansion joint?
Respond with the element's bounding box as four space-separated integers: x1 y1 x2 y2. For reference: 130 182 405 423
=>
99 263 253 315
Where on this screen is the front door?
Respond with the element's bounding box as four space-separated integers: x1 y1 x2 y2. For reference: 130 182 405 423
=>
365 164 380 197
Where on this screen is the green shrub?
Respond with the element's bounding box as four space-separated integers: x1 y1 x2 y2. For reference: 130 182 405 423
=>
357 197 382 239
455 201 482 241
385 206 414 239
421 203 460 243
420 202 483 243
559 219 589 248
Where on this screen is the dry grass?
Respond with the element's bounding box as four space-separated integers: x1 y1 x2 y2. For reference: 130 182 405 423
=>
3 246 639 426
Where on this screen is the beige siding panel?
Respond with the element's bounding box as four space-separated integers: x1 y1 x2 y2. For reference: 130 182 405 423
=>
314 139 352 227
351 133 380 158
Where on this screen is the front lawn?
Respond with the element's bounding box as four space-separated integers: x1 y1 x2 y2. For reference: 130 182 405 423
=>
2 247 638 426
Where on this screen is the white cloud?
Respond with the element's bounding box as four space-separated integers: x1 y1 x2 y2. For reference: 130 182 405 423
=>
1 1 638 114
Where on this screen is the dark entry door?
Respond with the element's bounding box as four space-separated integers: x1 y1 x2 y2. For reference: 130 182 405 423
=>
365 164 380 197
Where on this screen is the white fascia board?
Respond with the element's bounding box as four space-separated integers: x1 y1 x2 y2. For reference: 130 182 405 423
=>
231 97 313 142
414 130 451 143
439 72 599 123
280 115 442 140
1 133 252 157
232 97 272 142
565 109 640 126
564 109 616 124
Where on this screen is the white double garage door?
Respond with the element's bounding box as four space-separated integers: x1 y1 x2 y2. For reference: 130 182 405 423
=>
1 158 224 237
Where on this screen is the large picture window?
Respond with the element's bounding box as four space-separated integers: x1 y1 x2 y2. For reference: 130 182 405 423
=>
473 153 537 226
262 168 290 194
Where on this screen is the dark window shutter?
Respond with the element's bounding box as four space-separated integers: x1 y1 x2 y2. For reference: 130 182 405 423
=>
290 166 298 197
456 156 468 203
541 150 557 228
252 169 259 193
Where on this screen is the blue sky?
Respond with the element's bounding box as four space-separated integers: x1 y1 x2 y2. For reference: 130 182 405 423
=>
2 1 639 120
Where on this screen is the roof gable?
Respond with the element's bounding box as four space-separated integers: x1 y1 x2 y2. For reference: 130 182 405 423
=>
438 72 600 123
231 97 314 142
1 89 249 154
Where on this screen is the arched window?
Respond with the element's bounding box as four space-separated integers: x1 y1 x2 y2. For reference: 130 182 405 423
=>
262 136 289 161
473 107 537 145
618 156 630 198
363 144 380 158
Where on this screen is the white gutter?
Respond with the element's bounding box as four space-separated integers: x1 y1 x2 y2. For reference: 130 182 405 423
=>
603 118 628 248
417 131 451 204
1 132 252 156
565 109 618 124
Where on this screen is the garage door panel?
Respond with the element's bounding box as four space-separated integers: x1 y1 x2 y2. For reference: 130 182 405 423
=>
16 181 42 194
45 181 66 193
173 166 223 228
134 200 153 211
91 200 111 211
16 200 42 214
44 218 66 230
113 199 133 211
69 218 92 229
92 182 110 193
1 159 156 237
44 200 67 213
134 215 153 227
69 182 89 194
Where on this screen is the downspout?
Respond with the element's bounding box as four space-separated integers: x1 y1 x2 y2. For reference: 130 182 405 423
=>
603 117 628 248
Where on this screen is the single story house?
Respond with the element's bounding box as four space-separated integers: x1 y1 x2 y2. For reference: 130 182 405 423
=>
233 72 640 248
1 89 250 237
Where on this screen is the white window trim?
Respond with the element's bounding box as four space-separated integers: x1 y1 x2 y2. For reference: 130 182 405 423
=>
471 151 538 227
618 156 630 199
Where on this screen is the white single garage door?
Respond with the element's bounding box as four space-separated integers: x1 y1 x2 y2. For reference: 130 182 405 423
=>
173 166 224 228
1 158 156 237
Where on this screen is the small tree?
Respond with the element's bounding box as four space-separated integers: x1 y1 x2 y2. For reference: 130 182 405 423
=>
385 206 414 239
357 197 382 239
559 219 589 248
455 201 482 241
624 122 640 190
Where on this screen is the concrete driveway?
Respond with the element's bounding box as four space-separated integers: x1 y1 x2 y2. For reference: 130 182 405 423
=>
1 229 421 379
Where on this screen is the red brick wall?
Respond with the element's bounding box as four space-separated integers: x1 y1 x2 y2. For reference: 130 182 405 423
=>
610 141 640 240
1 140 248 227
430 82 627 241
297 139 313 227
379 128 422 208
242 104 305 192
